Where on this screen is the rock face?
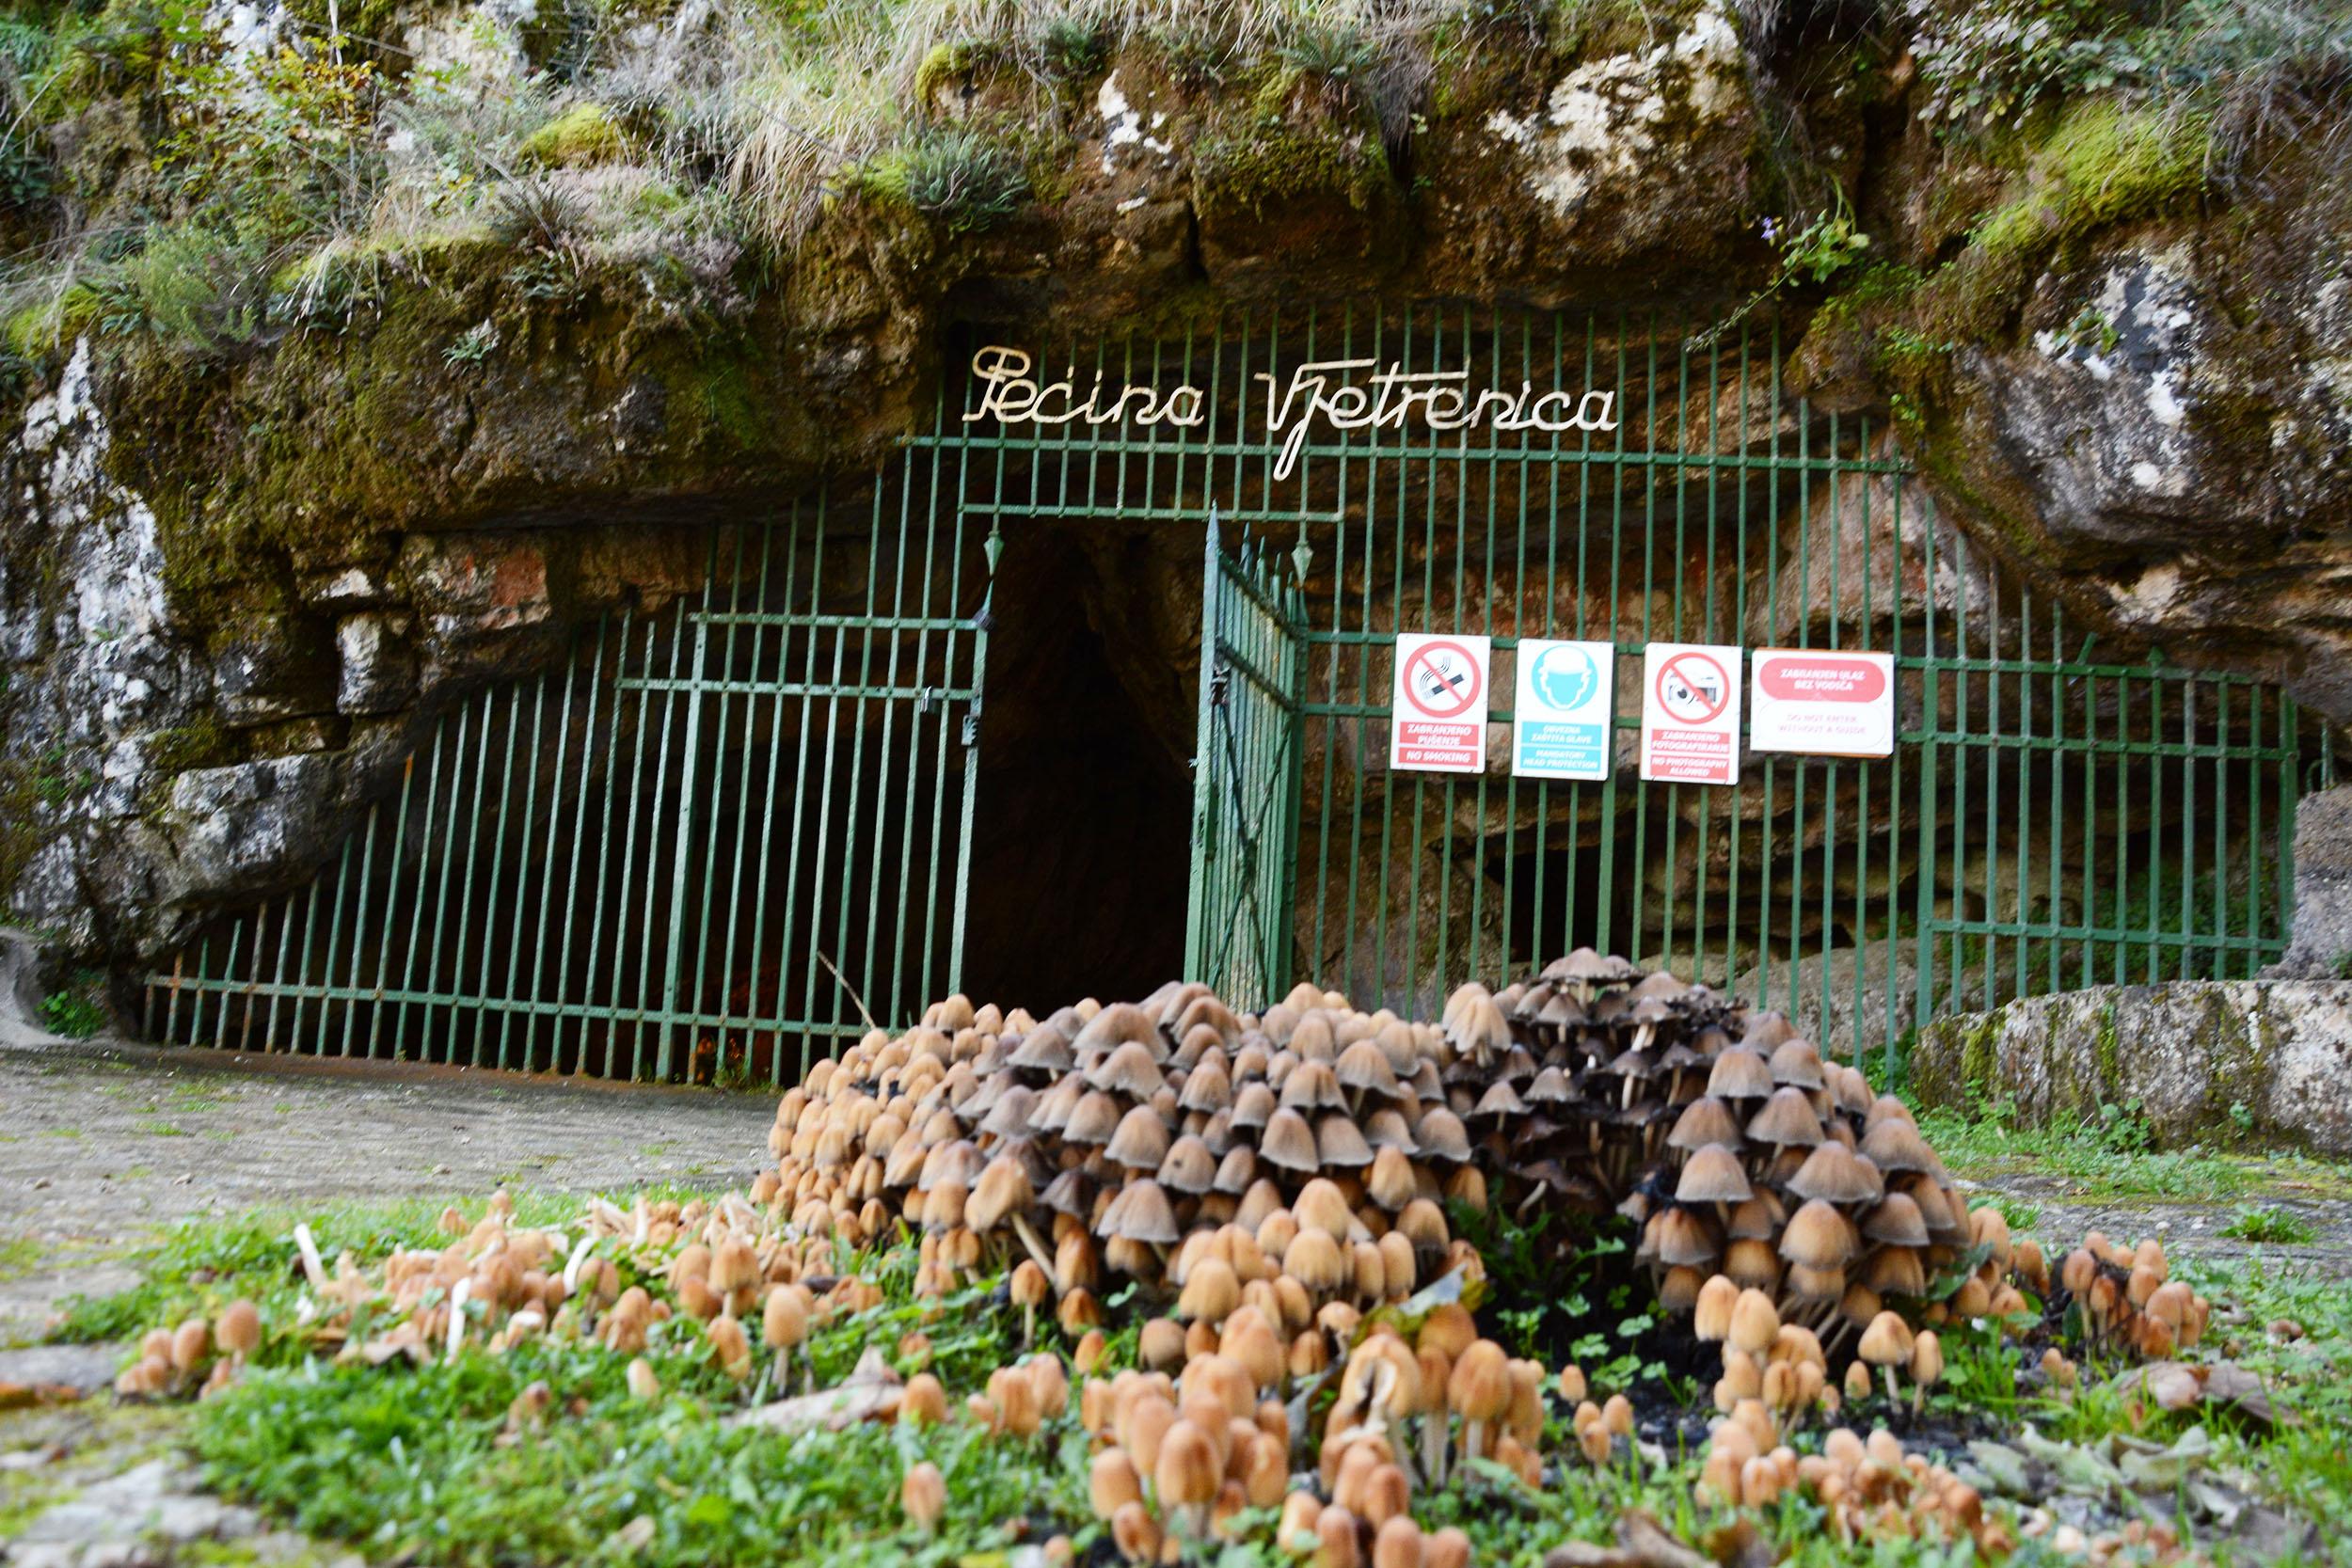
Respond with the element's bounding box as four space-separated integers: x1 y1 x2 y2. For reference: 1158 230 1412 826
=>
1918 165 2352 721
0 0 2345 990
1912 981 2352 1154
2273 785 2352 980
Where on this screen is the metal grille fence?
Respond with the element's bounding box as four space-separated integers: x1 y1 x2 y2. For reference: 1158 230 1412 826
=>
143 303 2323 1079
145 481 991 1085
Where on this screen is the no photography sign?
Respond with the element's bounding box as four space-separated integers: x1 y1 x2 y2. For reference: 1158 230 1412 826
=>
1390 633 1491 774
1639 641 1742 785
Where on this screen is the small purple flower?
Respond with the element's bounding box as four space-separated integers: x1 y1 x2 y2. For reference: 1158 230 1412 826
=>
1760 216 1781 244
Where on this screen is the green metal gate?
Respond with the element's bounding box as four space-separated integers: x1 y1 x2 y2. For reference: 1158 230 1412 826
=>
142 302 2325 1080
1184 515 1308 1003
144 481 992 1085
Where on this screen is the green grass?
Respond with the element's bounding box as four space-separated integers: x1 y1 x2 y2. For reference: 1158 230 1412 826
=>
48 1192 586 1344
1914 1106 2352 1206
0 1234 42 1282
2221 1204 2320 1245
48 1174 2352 1568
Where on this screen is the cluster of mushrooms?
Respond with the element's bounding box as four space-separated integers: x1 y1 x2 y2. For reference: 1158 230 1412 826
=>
1700 1419 2011 1556
102 955 2247 1567
112 1299 262 1399
2059 1232 2207 1360
1065 1304 1531 1568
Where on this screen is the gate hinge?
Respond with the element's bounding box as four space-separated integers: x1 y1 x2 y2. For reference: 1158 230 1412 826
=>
1208 658 1231 708
961 703 981 748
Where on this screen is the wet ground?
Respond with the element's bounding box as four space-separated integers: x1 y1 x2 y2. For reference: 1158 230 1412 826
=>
0 1034 777 1342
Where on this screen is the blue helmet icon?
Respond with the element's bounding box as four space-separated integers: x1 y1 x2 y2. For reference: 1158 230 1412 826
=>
1533 644 1599 712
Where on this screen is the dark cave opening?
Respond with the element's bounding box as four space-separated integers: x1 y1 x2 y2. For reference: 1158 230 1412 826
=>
958 522 1198 1015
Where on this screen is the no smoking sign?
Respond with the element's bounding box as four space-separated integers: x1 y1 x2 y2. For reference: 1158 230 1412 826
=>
1390 633 1491 774
1640 642 1742 785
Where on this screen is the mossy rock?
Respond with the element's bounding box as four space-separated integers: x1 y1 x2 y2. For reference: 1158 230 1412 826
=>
1972 101 2207 261
519 103 627 169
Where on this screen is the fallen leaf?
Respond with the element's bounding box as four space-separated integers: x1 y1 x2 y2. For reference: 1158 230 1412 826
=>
726 1346 902 1433
1545 1511 1709 1568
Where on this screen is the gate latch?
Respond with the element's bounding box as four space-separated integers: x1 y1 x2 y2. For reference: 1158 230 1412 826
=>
916 685 937 716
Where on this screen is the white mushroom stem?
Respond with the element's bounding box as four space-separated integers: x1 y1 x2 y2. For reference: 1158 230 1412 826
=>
293 1223 327 1291
446 1276 472 1361
562 1234 597 1295
1009 1212 1057 1278
1882 1365 1901 1407
1422 1411 1449 1489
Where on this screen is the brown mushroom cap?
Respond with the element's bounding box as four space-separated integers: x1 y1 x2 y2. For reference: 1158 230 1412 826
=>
1862 1246 1928 1297
1472 1079 1526 1120
1105 1105 1174 1171
1159 1134 1217 1196
1859 1118 1936 1175
1707 1049 1775 1101
1651 1207 1721 1268
1726 1190 1787 1240
1335 1039 1402 1097
1860 1192 1931 1247
1767 1038 1826 1091
1315 1114 1375 1169
977 1085 1040 1140
1413 1107 1472 1163
1288 1013 1337 1062
1361 1107 1420 1154
1667 1097 1744 1153
1280 1059 1345 1113
1787 1143 1885 1208
966 1155 1035 1233
1778 1198 1858 1270
1675 1144 1754 1205
1179 1058 1232 1115
1857 1310 1915 1367
1009 1030 1076 1074
1213 1145 1258 1196
1064 1091 1124 1147
1259 1108 1321 1174
1075 1003 1166 1062
1745 1086 1825 1148
1741 1013 1798 1052
1101 1180 1181 1244
1230 1081 1278 1132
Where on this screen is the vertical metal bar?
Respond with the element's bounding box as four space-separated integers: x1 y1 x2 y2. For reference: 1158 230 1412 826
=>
392 716 446 1060
574 609 628 1075
687 526 752 1061
520 631 582 1069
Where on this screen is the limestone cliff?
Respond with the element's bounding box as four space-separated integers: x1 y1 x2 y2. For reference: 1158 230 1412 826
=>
0 0 2344 968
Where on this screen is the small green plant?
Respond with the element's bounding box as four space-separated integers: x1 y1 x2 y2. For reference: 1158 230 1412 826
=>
871 127 1028 235
2091 1097 2155 1154
2222 1203 2316 1243
40 972 105 1038
441 320 500 372
1692 194 1871 351
1031 13 1107 80
1276 16 1382 107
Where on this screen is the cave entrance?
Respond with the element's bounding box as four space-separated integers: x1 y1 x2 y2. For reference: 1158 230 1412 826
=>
136 302 2326 1085
958 521 1197 1012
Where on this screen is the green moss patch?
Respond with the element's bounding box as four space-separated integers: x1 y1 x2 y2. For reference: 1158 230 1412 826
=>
519 103 626 169
1973 101 2208 261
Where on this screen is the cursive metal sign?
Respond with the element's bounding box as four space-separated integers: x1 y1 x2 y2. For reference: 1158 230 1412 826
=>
964 345 1619 480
